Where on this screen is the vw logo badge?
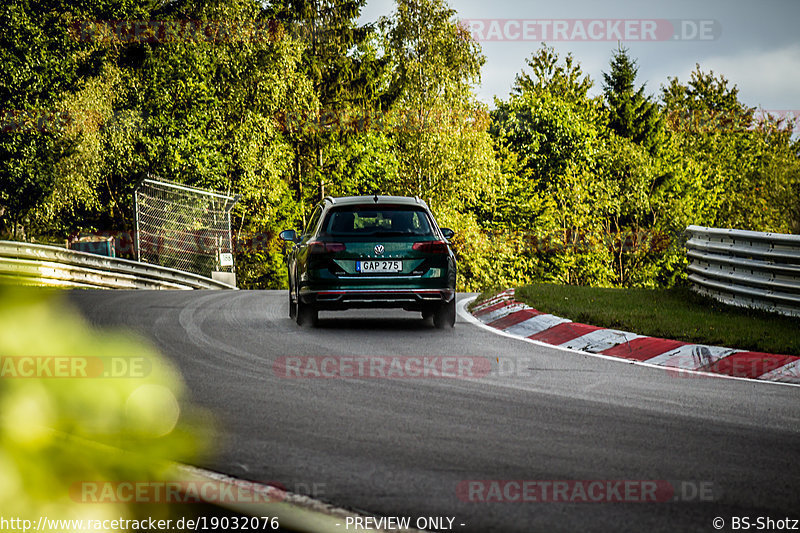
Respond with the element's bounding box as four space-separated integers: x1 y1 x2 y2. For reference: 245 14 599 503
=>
374 244 385 255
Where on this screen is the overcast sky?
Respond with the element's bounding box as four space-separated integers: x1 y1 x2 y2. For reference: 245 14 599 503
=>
360 0 800 113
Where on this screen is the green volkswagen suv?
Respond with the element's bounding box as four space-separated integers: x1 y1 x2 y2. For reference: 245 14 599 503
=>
279 195 457 328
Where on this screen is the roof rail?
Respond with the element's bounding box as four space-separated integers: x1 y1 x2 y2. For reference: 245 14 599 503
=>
323 196 336 204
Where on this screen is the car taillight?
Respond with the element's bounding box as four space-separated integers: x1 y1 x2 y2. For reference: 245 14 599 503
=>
309 241 345 254
412 240 448 253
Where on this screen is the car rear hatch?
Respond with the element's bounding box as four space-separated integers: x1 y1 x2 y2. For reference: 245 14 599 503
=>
306 205 451 290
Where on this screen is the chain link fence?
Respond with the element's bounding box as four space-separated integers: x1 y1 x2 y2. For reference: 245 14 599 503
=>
134 178 237 280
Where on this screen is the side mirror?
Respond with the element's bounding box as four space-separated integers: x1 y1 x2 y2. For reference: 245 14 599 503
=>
279 229 298 243
441 228 455 240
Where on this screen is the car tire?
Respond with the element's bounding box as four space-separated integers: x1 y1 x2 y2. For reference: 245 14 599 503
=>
296 298 318 327
289 290 297 319
433 298 455 329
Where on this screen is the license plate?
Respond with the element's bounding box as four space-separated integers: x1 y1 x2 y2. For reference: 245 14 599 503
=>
357 260 402 273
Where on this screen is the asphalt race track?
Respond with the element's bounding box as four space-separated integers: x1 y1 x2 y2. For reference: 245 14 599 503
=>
68 290 800 533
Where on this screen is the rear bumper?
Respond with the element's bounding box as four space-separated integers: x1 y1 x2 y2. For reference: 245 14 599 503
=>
300 288 455 311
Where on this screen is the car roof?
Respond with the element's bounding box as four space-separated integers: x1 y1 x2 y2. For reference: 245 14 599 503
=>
322 195 429 209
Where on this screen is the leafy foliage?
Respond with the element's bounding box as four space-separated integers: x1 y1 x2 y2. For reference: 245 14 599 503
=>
0 286 210 519
2 1 798 290
602 45 663 154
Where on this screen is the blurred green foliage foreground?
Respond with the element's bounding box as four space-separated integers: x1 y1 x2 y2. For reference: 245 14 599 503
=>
0 286 213 521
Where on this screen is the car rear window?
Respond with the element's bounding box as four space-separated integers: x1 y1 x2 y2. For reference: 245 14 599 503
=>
322 206 435 237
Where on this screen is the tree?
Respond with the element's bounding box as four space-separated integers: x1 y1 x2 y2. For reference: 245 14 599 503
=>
602 45 662 154
6 0 797 292
268 0 385 210
126 0 315 288
0 1 92 238
512 45 592 104
379 0 493 205
659 65 798 234
491 46 618 286
662 65 754 137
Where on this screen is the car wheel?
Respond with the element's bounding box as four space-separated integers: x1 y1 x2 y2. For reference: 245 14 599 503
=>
433 298 455 329
296 297 318 327
289 290 297 319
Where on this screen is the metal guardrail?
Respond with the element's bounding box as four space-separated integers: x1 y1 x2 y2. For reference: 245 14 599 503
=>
686 225 800 318
0 240 237 290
